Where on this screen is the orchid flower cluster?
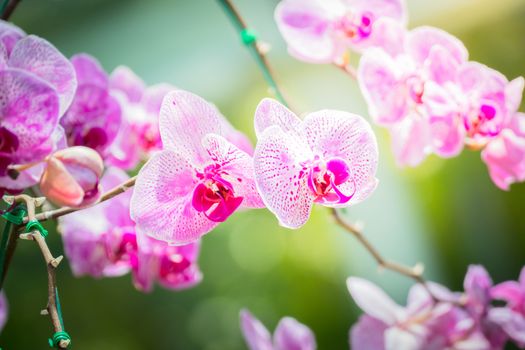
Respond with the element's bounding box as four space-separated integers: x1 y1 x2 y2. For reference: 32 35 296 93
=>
275 0 525 190
0 0 524 348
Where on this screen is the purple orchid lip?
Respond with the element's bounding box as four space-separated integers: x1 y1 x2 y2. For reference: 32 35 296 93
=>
0 127 19 176
307 157 355 205
192 173 244 223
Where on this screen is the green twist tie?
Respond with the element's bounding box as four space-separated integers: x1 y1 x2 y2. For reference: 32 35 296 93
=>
25 220 48 238
241 28 257 46
1 206 26 225
48 331 71 348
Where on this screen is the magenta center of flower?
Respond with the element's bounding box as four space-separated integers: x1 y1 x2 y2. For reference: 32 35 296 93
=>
192 164 243 222
336 11 375 41
0 127 19 176
306 156 355 205
159 252 191 280
464 103 501 138
406 76 425 105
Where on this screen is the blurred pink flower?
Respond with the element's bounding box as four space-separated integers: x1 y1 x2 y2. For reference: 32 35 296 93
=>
490 267 525 346
132 234 202 293
130 90 263 245
59 168 134 277
107 66 175 170
240 309 316 350
275 0 406 63
59 168 202 292
61 54 122 154
347 277 494 350
40 146 104 208
481 113 525 190
358 26 468 166
0 25 76 191
253 98 378 228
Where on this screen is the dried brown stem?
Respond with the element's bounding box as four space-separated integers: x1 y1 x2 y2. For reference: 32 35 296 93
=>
13 195 70 349
26 176 136 224
1 0 21 20
331 208 437 300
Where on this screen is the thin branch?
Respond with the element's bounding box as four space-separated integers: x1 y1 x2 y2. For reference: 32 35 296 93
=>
15 195 70 349
1 0 21 20
0 220 19 290
26 176 136 224
217 0 291 108
331 208 438 300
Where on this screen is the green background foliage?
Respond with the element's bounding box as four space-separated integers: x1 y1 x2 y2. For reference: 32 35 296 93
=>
1 0 525 348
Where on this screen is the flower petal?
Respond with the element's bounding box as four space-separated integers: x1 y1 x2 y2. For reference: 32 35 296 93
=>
488 307 525 346
491 281 523 306
109 65 146 103
240 310 274 350
70 53 108 88
302 110 379 206
254 98 303 138
389 114 431 167
159 90 223 165
9 35 77 116
275 0 344 63
254 125 314 229
130 150 215 245
0 19 25 54
0 69 59 163
350 315 387 350
358 49 407 124
274 317 316 350
347 277 403 325
406 26 468 66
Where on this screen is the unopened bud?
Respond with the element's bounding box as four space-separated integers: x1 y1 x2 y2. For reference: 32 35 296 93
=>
40 146 104 207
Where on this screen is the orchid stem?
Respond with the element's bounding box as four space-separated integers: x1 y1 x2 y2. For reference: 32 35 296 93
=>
331 208 437 301
216 0 290 107
1 0 21 20
23 176 137 224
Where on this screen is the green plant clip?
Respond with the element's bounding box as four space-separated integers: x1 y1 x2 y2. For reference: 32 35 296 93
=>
240 28 257 46
48 331 71 348
25 220 48 238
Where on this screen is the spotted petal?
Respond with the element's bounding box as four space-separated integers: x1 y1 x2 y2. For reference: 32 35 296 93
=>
254 98 303 138
130 150 215 245
0 19 25 55
254 125 314 229
0 69 59 163
303 110 379 206
9 35 77 116
159 90 224 166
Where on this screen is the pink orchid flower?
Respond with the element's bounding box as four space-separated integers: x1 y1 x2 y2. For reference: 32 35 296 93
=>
60 167 202 291
132 234 202 293
347 277 494 350
0 24 77 191
275 0 407 63
489 267 525 347
59 168 137 277
106 66 175 170
130 90 264 245
358 26 468 166
40 146 104 207
61 54 122 154
253 98 378 229
481 112 525 190
240 309 316 350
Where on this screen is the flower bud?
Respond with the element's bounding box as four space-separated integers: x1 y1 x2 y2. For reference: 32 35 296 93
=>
40 146 104 207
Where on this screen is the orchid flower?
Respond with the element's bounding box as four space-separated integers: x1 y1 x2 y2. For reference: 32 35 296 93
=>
130 90 264 245
253 98 378 228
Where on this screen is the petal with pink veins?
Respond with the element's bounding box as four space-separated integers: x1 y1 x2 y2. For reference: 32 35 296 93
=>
254 125 314 229
130 150 215 245
254 98 303 138
9 35 77 116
